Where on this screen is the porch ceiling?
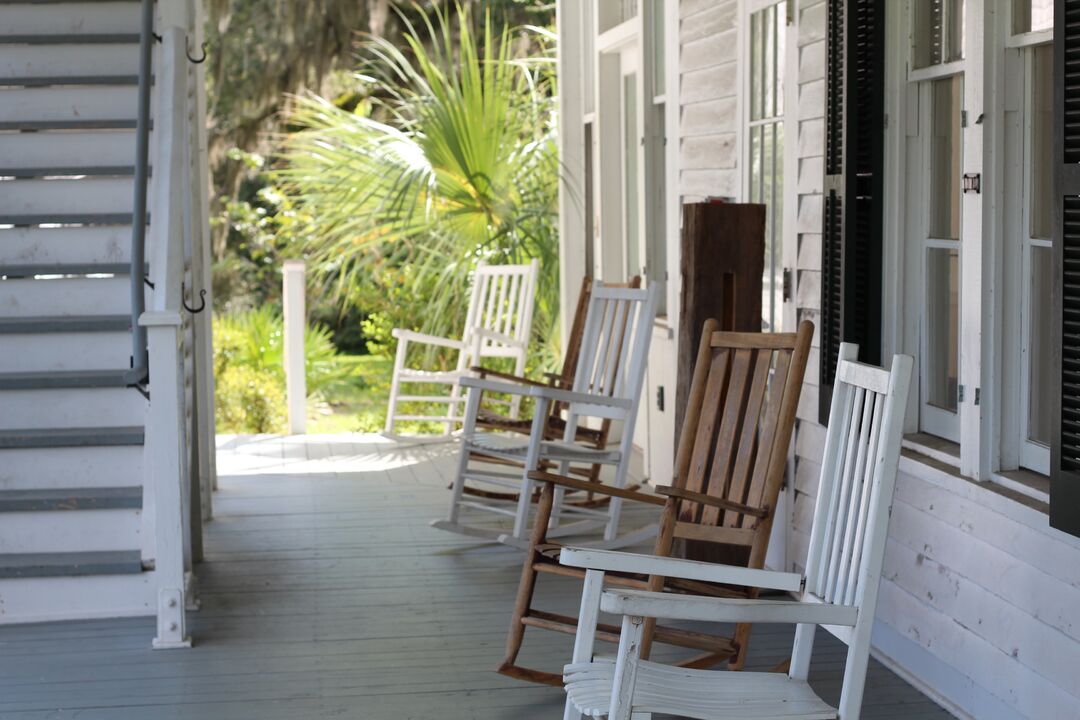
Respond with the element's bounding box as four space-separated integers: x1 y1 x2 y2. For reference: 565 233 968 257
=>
0 434 950 719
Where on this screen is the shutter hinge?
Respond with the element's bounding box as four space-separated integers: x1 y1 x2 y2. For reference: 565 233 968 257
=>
786 0 795 25
958 386 981 405
961 110 969 128
782 268 793 302
958 385 964 403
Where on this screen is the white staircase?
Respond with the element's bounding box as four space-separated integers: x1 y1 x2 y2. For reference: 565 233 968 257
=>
0 0 214 644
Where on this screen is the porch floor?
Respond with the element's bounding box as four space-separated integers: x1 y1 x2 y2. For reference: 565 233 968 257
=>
0 434 952 719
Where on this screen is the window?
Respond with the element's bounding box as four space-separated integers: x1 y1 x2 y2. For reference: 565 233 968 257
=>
1013 0 1053 35
747 1 786 331
913 0 965 69
914 74 962 442
1017 44 1053 474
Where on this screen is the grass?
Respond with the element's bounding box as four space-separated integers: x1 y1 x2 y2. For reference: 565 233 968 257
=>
306 354 393 434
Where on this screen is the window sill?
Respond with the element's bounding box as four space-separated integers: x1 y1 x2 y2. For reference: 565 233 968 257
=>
901 433 1051 505
896 447 1079 548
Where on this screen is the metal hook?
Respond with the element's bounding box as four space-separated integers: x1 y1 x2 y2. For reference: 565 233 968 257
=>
186 40 208 64
182 282 207 314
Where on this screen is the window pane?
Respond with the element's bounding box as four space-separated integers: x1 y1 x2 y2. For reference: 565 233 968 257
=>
1013 0 1053 34
751 11 763 121
929 76 962 240
913 0 965 69
583 2 595 115
750 126 762 203
926 247 960 412
624 73 640 276
763 123 776 330
651 104 667 314
1028 245 1053 445
775 4 786 116
652 1 665 97
1031 44 1053 240
764 4 776 119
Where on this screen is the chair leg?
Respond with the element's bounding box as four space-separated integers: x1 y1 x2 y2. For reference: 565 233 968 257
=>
385 340 409 434
789 623 817 680
447 386 484 524
728 621 753 670
511 398 550 540
499 483 555 674
560 567 606 720
609 615 646 720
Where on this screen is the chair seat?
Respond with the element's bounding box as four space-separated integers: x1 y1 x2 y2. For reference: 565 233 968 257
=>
467 432 621 464
396 368 464 383
564 658 837 720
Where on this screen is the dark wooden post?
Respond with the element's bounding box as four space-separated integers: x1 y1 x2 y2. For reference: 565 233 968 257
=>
675 202 765 443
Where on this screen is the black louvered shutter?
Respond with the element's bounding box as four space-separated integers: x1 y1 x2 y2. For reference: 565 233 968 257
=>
819 0 885 424
1052 0 1080 537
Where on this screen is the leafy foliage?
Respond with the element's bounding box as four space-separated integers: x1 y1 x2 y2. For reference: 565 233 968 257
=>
213 307 359 432
275 4 561 370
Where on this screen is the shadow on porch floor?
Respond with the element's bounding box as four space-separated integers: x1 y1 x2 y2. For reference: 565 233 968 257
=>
0 434 952 719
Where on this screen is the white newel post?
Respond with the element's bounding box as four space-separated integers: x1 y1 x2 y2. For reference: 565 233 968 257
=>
142 312 192 649
283 260 307 434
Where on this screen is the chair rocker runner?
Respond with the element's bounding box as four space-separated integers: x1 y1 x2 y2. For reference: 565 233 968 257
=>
561 343 914 720
463 276 642 507
497 320 814 687
384 259 539 436
432 282 662 546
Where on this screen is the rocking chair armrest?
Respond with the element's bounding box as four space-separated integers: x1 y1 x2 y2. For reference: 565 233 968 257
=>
459 376 536 398
599 589 857 627
527 385 633 409
654 485 770 519
558 547 804 593
469 367 549 389
471 328 525 347
528 470 666 506
391 328 465 350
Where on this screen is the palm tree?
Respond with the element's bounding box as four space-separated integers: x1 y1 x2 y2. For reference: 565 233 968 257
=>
276 3 560 369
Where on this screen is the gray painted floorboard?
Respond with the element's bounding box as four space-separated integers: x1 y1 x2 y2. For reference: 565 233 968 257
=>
0 434 953 719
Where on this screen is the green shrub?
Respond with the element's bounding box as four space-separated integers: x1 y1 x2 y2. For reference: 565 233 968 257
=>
215 365 287 434
213 306 358 432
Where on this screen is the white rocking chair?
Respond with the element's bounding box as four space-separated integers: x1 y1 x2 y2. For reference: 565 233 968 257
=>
384 259 539 436
559 343 914 720
432 283 662 546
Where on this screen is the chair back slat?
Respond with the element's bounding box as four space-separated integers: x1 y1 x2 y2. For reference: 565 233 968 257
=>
669 322 814 560
570 284 659 405
802 344 913 616
741 347 793 527
460 260 539 361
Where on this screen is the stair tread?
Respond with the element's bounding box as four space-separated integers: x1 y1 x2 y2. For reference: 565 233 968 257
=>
0 550 142 579
0 262 137 276
0 315 131 333
0 213 134 225
0 368 135 389
0 486 141 512
0 34 140 45
0 119 138 131
0 75 138 87
0 426 144 448
0 165 136 178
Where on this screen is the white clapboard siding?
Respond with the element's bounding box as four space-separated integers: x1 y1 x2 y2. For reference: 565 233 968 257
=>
678 0 738 202
0 227 132 266
0 388 146 430
878 579 1080 720
0 44 138 79
0 509 141 554
0 131 140 170
0 178 133 216
0 446 143 491
0 571 156 626
0 2 142 35
0 332 132 373
0 277 135 317
0 86 138 123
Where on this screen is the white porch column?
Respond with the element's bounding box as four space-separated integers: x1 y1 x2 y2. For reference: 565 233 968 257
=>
142 311 192 650
556 0 586 351
283 260 307 434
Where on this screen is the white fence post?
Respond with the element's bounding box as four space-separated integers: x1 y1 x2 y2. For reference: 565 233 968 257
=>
283 260 307 434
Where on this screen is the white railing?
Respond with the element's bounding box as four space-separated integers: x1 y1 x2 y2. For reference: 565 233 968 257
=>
139 0 215 649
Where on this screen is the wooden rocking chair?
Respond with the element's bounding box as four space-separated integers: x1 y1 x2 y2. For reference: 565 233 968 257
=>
497 319 814 687
432 283 662 545
560 343 914 720
384 259 539 436
464 275 642 506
